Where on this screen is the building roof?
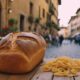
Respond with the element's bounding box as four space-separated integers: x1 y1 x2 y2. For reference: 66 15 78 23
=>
68 16 78 24
69 8 80 24
76 8 80 14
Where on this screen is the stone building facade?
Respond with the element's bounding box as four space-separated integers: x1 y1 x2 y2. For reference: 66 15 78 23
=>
51 0 58 24
68 8 80 36
0 0 60 35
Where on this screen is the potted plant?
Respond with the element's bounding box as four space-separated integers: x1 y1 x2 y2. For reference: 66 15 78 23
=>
8 18 17 26
1 26 9 36
34 17 40 24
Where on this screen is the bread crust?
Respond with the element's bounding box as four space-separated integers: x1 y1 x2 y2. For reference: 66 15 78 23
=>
0 32 46 73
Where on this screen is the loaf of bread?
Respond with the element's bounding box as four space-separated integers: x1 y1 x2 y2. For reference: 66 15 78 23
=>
0 32 46 73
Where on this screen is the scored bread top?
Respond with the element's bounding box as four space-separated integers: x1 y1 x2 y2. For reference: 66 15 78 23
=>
0 32 46 58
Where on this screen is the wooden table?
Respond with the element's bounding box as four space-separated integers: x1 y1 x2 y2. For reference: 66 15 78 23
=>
0 58 80 80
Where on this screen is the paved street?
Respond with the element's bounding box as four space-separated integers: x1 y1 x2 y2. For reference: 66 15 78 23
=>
45 40 80 59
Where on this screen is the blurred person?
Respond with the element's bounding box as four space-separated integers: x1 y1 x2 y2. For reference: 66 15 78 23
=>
56 36 59 46
59 35 64 45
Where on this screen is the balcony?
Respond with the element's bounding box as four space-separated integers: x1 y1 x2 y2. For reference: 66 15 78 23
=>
49 3 54 15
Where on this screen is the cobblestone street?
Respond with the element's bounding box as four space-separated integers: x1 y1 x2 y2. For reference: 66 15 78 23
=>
45 40 80 59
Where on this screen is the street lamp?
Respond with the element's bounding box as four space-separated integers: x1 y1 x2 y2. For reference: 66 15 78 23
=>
9 0 14 2
10 0 14 2
8 0 14 13
8 8 13 13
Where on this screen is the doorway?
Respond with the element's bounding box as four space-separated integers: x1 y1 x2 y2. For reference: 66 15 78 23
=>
20 14 25 31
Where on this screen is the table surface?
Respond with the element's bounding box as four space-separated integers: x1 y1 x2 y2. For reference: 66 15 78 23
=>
0 58 80 80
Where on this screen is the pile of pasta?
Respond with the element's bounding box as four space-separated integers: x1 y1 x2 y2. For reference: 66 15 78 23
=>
42 56 80 76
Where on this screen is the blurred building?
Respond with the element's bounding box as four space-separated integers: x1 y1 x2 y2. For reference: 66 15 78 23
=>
51 0 58 24
0 0 61 34
58 27 70 38
76 8 80 16
68 8 80 37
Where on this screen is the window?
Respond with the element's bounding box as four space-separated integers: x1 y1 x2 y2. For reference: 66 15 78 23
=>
45 0 49 4
30 2 33 15
58 0 61 5
43 9 45 18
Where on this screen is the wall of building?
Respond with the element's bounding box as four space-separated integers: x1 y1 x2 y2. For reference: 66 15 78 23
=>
51 0 58 24
58 27 70 38
32 0 49 24
8 0 30 31
69 16 80 36
0 0 7 27
0 0 59 34
0 0 49 31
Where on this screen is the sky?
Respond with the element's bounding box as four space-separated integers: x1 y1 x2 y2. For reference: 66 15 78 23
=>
58 0 80 27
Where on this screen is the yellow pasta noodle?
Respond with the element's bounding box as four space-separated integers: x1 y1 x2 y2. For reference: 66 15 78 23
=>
42 56 80 76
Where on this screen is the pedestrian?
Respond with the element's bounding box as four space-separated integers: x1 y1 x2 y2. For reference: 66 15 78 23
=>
56 36 59 46
59 35 64 45
70 37 73 43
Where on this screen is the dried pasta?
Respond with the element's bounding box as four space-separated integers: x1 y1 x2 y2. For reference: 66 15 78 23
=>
42 56 80 76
